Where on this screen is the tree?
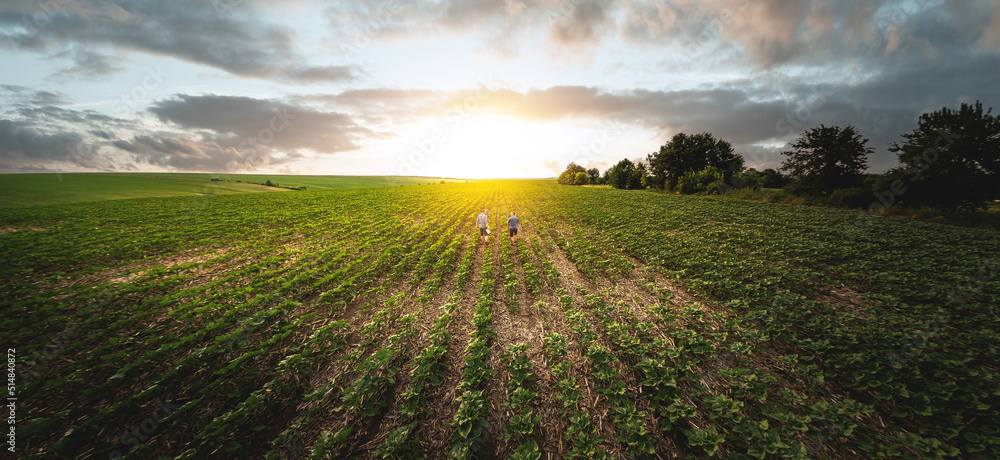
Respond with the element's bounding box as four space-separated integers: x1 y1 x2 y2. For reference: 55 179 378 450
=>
605 158 631 189
780 125 871 195
887 101 1000 211
605 158 646 190
573 171 589 185
604 159 645 190
586 168 601 184
759 168 790 188
647 132 745 190
558 162 587 185
633 162 648 190
732 168 764 190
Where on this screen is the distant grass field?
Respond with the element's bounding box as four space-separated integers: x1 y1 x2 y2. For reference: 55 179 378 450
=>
212 174 468 190
0 173 467 207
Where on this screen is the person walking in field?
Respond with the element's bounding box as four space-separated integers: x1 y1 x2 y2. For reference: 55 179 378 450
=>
477 209 489 243
507 211 520 245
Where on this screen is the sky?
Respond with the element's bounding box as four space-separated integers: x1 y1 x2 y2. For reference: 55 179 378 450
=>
0 0 998 179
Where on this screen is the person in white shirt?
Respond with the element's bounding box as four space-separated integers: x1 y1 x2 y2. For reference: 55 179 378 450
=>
476 209 489 243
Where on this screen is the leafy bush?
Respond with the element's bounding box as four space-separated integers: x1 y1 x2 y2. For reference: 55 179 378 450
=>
678 167 723 195
732 169 764 190
759 168 791 188
827 187 872 208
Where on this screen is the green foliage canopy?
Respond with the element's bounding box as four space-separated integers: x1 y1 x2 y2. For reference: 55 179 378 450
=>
647 132 745 190
558 162 588 185
780 125 871 195
604 158 645 190
678 166 724 194
887 101 1000 211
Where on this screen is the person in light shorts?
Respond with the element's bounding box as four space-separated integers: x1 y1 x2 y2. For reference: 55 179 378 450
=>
476 208 489 243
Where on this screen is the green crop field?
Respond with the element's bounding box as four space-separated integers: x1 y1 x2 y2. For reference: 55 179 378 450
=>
0 173 468 208
2 180 998 459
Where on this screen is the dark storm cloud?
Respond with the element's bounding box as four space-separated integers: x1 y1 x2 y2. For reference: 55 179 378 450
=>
0 0 356 83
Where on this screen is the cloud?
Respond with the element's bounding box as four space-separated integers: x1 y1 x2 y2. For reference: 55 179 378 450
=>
148 94 372 154
548 0 616 49
45 47 126 81
504 0 527 16
89 129 116 140
0 84 377 172
345 0 991 70
0 0 356 83
4 0 996 82
0 118 107 171
981 1 1000 48
2 1 998 176
111 135 291 172
297 88 445 110
0 86 136 171
460 85 795 143
284 66 356 83
90 93 377 172
543 159 562 175
646 0 1000 70
16 105 123 127
0 85 72 106
438 51 997 170
620 1 680 42
322 0 619 57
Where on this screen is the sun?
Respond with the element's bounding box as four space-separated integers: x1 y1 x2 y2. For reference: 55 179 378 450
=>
421 113 557 179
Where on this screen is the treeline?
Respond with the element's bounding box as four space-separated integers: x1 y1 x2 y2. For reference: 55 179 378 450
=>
559 101 999 212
